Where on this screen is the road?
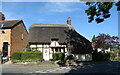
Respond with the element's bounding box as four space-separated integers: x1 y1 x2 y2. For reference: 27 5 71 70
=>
1 61 120 75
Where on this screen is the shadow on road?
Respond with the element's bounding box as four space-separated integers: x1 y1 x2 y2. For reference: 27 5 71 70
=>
64 61 120 75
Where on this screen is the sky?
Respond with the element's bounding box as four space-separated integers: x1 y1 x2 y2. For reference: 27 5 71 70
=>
1 2 119 41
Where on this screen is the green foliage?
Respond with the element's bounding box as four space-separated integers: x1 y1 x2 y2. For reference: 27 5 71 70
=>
92 35 96 43
12 52 22 61
52 53 59 61
12 51 43 63
21 51 43 62
0 51 2 56
85 2 120 23
92 52 110 61
109 48 120 61
52 53 65 61
116 1 120 11
59 53 65 61
65 55 74 65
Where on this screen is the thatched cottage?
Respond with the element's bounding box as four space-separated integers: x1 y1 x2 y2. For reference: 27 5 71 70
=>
28 17 93 61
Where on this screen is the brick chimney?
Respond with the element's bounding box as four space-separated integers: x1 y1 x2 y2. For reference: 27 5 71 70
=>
67 17 71 25
0 12 5 21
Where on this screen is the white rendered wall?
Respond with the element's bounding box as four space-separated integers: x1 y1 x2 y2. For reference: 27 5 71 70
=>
30 43 67 61
74 54 92 61
97 48 110 53
30 45 36 48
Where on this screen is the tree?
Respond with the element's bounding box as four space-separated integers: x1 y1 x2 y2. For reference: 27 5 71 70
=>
85 1 120 23
92 35 97 50
92 33 119 52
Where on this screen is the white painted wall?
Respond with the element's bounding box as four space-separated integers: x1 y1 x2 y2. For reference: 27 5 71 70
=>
74 54 92 61
61 45 66 47
37 48 42 52
37 44 42 47
30 43 67 61
97 48 110 53
30 45 36 48
30 44 92 61
65 48 67 53
43 44 49 48
50 41 60 47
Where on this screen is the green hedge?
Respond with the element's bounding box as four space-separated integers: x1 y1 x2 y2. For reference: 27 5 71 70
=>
12 52 22 60
12 51 43 63
52 53 65 61
92 52 110 61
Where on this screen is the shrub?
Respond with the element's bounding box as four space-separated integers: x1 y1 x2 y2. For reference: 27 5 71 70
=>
12 52 22 61
59 53 65 61
12 51 43 62
66 55 74 60
52 53 65 61
21 51 43 62
52 53 59 61
92 52 110 61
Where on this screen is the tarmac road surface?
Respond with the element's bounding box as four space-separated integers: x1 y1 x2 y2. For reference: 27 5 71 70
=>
1 61 120 75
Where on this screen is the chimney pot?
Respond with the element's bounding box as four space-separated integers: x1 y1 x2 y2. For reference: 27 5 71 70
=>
0 12 5 21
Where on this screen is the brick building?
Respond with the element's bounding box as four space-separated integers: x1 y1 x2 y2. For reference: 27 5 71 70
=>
0 20 28 58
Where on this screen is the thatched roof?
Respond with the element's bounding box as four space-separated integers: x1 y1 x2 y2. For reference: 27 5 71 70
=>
29 24 71 43
66 30 92 54
28 24 92 54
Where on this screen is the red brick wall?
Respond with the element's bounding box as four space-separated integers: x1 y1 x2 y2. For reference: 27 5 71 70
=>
11 22 28 57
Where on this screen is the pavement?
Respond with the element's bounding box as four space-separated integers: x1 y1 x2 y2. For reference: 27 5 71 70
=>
1 61 120 75
4 61 12 65
0 64 2 75
2 61 70 73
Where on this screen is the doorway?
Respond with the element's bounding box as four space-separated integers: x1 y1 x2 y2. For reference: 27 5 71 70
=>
43 48 50 61
2 42 8 57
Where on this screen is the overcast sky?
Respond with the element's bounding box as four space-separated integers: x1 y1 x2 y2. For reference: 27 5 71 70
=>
1 2 119 41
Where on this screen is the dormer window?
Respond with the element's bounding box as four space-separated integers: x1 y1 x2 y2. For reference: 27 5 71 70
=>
50 38 60 47
51 38 58 41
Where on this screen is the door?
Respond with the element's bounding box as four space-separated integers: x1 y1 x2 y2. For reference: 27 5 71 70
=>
43 48 50 61
3 42 8 57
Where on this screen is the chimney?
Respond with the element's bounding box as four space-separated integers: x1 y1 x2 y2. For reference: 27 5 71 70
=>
0 12 5 21
67 17 71 25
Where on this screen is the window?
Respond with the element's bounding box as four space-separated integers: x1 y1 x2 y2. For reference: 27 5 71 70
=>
51 38 58 41
21 33 23 40
3 42 8 57
55 48 58 52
